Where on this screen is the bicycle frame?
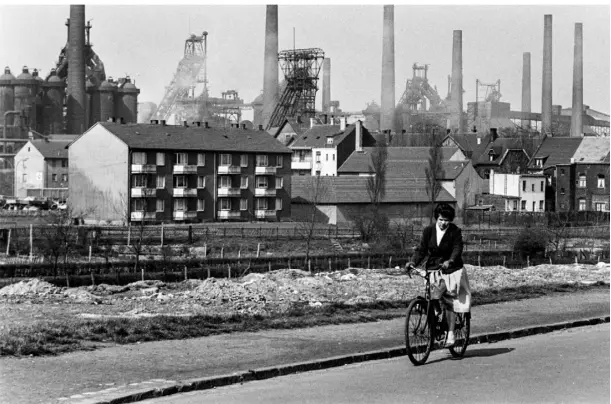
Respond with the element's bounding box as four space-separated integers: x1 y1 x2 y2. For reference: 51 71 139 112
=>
408 268 448 342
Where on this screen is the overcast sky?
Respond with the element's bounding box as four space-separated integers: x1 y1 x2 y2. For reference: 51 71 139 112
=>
1 2 609 116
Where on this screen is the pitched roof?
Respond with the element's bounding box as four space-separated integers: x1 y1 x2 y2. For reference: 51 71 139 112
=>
528 137 582 169
338 147 461 173
289 124 345 148
31 140 71 159
446 133 488 153
291 176 455 204
571 137 610 163
89 122 291 153
476 138 527 165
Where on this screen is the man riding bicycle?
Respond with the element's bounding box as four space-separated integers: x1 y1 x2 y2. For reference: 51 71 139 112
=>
406 203 471 347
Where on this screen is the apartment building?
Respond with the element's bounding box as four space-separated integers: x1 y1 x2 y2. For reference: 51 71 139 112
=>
13 139 71 198
68 121 292 224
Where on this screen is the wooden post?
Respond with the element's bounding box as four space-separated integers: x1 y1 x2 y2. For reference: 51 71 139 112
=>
127 224 131 246
228 263 231 279
308 259 311 274
188 225 193 244
6 229 11 255
526 256 530 268
207 265 210 279
502 255 506 267
160 223 164 247
184 265 188 281
389 256 392 268
204 243 207 257
328 258 332 271
268 261 271 272
238 249 241 260
257 243 261 258
549 256 553 265
288 257 291 270
221 246 224 258
575 255 578 264
29 224 33 262
478 255 481 267
141 267 144 281
88 245 92 263
348 258 351 268
90 270 95 286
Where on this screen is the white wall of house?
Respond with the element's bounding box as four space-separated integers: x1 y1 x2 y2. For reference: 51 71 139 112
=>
68 123 129 223
489 170 546 211
311 147 338 176
14 141 45 198
489 170 521 197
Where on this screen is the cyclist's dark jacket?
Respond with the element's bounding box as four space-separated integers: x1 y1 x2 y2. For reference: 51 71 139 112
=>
412 223 464 274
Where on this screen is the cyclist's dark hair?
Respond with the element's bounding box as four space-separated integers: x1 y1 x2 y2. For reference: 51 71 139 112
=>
434 203 455 221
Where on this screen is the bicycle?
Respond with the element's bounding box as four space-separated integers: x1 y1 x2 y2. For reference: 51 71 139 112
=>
404 264 471 366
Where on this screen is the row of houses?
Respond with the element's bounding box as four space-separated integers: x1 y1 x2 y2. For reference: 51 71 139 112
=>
7 117 609 225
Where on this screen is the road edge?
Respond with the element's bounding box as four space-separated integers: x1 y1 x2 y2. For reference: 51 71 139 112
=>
78 315 610 404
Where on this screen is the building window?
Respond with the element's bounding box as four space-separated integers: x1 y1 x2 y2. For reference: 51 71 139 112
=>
62 174 68 182
595 203 606 211
316 151 321 163
276 176 283 189
333 154 335 161
132 152 146 165
220 153 231 165
539 201 544 211
522 181 526 191
156 175 165 189
256 198 268 210
560 188 565 195
174 199 186 211
276 197 282 211
560 168 565 176
598 175 605 188
61 159 68 168
240 154 248 167
315 170 321 176
577 199 586 211
52 174 58 182
540 181 544 192
174 152 187 165
240 198 248 211
325 154 329 162
489 153 494 162
197 153 205 166
521 200 526 210
219 198 230 210
132 199 145 211
156 152 165 166
156 199 164 212
132 174 147 188
256 176 268 188
578 174 586 188
240 176 248 189
197 199 205 211
173 175 187 188
197 176 206 188
513 200 518 210
276 155 283 168
220 176 231 188
531 183 535 192
256 155 268 167
535 158 543 167
532 201 536 211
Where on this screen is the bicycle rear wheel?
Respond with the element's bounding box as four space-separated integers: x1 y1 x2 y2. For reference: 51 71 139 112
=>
405 299 433 366
449 312 471 358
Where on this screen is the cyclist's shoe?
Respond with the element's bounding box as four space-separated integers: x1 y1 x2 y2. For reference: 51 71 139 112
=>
445 331 455 347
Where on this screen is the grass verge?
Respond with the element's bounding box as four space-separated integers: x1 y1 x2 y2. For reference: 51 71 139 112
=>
0 282 607 357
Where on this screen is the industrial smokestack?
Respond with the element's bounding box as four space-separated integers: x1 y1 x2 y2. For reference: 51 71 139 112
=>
262 5 279 129
521 52 531 129
67 5 86 134
380 5 395 133
541 14 553 136
450 30 464 133
570 23 583 137
322 58 331 114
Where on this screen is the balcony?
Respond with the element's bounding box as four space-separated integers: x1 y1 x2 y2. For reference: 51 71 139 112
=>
217 187 241 197
131 164 156 174
130 211 156 221
255 209 277 219
173 165 197 174
291 160 312 170
217 165 241 174
217 210 241 220
131 188 156 198
173 211 197 221
172 188 197 197
255 188 276 197
255 166 277 175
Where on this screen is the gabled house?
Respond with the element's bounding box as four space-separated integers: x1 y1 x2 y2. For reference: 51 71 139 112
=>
68 121 292 224
480 170 547 212
473 136 532 179
291 176 455 224
441 132 490 160
13 139 71 198
288 119 376 176
270 118 307 146
554 137 610 212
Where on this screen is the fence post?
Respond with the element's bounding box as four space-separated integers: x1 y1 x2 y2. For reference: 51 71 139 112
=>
184 265 188 281
328 258 332 271
268 261 271 272
227 263 231 279
188 225 193 244
160 223 164 247
204 243 207 257
5 229 11 255
127 224 131 246
348 257 351 268
526 256 530 268
207 264 210 279
88 245 92 263
29 224 33 262
238 249 241 260
502 255 506 267
336 226 338 238
141 267 144 281
574 255 578 264
308 259 311 274
389 256 392 268
257 243 261 258
288 257 291 270
478 255 481 268
549 256 553 265
221 247 224 258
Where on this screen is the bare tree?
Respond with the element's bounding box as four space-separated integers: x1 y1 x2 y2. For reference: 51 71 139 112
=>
296 175 330 261
425 130 444 223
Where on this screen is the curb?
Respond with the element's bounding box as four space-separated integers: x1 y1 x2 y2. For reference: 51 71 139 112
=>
79 315 610 404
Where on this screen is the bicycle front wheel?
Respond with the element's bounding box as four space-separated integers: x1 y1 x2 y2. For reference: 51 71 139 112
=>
449 312 471 358
405 299 433 366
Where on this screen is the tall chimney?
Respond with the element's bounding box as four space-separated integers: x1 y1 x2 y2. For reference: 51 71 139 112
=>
380 5 395 133
521 52 531 129
450 30 464 133
322 58 331 114
67 5 86 134
570 23 583 137
262 5 279 129
355 120 363 152
541 14 553 136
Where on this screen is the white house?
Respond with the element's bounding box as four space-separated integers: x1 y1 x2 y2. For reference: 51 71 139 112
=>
489 169 547 211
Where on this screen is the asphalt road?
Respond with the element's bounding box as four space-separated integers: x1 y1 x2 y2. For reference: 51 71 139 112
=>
140 323 610 404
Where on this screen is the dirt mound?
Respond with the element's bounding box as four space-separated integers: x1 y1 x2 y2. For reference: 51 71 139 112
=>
0 279 61 296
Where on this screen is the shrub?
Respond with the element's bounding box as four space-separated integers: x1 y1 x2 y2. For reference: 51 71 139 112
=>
513 227 549 259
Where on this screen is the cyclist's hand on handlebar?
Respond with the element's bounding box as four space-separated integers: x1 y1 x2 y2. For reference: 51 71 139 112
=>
405 263 415 278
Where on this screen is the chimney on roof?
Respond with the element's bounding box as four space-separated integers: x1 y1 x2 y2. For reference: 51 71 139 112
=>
323 114 328 124
340 117 347 131
161 120 166 126
242 123 246 130
355 120 363 152
183 120 189 127
490 128 498 141
310 118 316 129
258 124 264 131
120 117 125 124
204 121 209 128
